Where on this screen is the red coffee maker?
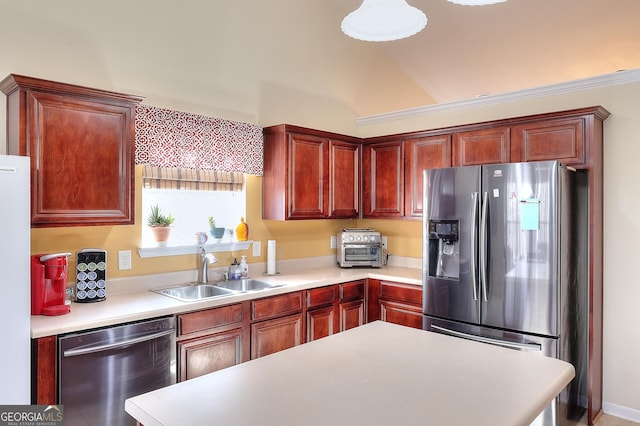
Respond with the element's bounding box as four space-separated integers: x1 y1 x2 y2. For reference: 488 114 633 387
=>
31 253 72 316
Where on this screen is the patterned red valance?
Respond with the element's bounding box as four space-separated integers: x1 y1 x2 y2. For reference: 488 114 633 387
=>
134 105 263 175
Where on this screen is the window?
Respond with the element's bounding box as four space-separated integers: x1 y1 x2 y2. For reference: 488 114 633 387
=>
140 166 247 248
141 187 246 248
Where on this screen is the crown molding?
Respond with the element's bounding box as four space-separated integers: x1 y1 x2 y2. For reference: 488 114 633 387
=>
355 68 640 126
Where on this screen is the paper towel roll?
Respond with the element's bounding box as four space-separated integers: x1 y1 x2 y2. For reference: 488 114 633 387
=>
267 240 277 275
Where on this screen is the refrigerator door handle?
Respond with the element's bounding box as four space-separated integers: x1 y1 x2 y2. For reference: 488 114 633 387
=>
431 325 542 351
479 191 489 301
471 192 479 301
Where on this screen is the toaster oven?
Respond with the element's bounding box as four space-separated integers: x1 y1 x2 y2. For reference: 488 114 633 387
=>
337 228 383 268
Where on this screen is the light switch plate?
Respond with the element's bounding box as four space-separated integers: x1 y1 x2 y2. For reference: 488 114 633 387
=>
118 250 132 270
330 236 337 249
382 236 388 249
253 241 261 257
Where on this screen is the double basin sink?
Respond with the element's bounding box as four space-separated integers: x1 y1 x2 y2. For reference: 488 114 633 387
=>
152 278 285 302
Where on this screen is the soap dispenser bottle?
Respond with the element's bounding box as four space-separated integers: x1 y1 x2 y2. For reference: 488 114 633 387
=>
239 256 249 278
230 258 240 280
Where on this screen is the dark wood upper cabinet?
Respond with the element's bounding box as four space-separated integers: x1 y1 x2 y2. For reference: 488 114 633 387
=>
511 116 585 167
262 124 361 220
0 74 142 227
330 140 360 218
452 126 510 166
404 135 451 218
362 141 404 218
288 132 329 219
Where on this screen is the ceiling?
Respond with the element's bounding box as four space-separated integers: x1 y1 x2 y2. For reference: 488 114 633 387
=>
334 0 640 108
1 1 639 125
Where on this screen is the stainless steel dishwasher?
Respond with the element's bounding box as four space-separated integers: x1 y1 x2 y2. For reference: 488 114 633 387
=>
58 316 176 426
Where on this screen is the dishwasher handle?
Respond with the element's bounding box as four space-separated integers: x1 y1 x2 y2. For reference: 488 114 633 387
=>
63 328 175 358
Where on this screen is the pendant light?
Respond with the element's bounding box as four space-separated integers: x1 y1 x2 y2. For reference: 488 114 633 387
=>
447 0 507 5
341 0 427 42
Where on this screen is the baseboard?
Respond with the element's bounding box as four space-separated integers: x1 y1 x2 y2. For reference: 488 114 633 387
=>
603 402 640 423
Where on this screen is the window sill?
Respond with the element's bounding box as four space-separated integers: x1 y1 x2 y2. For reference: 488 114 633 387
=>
138 241 252 258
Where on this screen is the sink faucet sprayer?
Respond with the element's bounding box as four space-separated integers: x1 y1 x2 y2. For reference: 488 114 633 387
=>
198 247 217 284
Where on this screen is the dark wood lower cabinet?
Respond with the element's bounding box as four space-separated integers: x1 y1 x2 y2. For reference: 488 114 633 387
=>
31 336 57 404
250 291 304 359
251 314 304 359
177 303 249 381
32 280 423 399
179 328 244 381
339 280 366 331
340 299 365 331
380 301 423 329
307 305 337 342
368 279 423 329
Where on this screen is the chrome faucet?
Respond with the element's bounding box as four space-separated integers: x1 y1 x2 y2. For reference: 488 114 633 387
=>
198 247 218 284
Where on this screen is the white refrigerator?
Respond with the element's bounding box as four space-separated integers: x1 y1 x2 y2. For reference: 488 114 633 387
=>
0 155 30 403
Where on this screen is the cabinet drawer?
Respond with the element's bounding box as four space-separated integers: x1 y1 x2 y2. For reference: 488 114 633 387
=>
339 280 365 302
379 281 422 306
178 304 243 337
251 291 303 321
306 285 336 309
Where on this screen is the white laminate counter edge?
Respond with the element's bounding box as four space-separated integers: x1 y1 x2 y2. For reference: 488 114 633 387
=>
31 264 421 338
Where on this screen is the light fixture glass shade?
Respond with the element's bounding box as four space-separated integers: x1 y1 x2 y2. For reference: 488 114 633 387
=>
447 0 507 5
341 0 427 42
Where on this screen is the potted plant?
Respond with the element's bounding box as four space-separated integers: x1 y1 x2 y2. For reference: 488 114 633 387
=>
147 204 175 246
208 216 226 241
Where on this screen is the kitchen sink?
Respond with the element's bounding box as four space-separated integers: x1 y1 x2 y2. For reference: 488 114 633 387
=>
151 279 285 302
152 283 236 302
213 278 285 292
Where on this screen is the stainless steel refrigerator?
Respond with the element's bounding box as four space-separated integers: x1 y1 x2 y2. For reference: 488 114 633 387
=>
422 160 588 426
0 155 31 404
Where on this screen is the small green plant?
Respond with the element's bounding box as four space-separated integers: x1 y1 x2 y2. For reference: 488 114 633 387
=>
207 216 216 229
147 204 175 227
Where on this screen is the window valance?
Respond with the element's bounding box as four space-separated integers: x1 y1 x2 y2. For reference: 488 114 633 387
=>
135 105 263 175
142 165 244 192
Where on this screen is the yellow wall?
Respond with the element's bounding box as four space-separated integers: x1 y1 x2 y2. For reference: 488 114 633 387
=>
31 165 423 279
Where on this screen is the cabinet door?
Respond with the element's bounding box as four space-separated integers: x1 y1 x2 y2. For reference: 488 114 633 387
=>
340 299 365 331
179 328 244 381
288 133 329 219
380 301 423 329
363 141 404 217
404 135 451 218
307 306 337 342
330 140 360 218
24 90 137 226
251 314 303 359
511 118 585 167
32 336 57 404
339 280 365 331
452 127 510 166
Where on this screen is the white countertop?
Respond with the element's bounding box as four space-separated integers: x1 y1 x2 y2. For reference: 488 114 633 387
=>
31 263 421 338
125 321 575 426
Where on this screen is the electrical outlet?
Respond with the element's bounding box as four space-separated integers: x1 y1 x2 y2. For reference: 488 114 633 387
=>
382 236 388 249
118 250 132 270
330 236 337 249
253 241 261 257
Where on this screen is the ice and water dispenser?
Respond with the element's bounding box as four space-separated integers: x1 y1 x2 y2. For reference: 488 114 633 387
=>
427 220 460 280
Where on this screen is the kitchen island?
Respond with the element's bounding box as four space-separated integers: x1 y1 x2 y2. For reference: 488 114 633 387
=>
125 321 574 426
